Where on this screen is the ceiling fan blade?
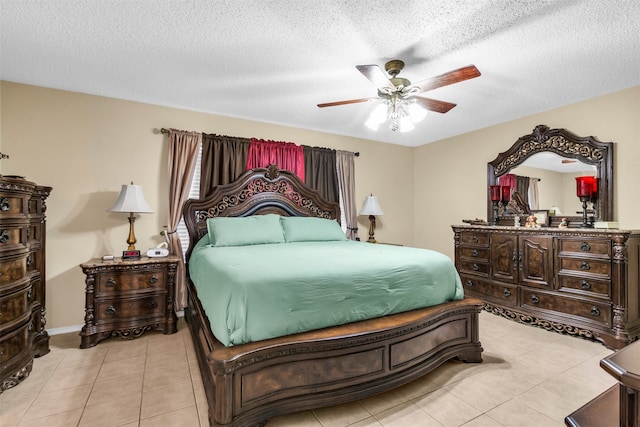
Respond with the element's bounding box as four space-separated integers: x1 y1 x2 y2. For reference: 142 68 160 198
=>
413 96 457 114
317 98 372 108
356 64 395 91
412 65 481 93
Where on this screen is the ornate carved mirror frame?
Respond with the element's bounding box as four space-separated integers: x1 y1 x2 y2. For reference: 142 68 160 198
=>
487 125 613 227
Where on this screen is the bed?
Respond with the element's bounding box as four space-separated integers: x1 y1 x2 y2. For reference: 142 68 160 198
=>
183 164 483 427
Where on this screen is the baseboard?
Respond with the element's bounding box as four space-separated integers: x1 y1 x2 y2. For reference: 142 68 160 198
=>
48 324 83 336
47 310 185 336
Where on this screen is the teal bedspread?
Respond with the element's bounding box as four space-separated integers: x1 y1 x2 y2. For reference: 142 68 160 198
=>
189 239 463 346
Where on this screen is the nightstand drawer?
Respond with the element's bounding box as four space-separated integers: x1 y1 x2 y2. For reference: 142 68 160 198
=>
96 270 166 295
95 295 165 323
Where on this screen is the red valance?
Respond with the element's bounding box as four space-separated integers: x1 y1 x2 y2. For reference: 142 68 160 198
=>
246 138 305 181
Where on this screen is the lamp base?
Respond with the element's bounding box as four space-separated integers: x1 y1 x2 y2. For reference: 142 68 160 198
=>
367 215 377 243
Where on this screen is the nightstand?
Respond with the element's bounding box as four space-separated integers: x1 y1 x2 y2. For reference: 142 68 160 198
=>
79 256 179 348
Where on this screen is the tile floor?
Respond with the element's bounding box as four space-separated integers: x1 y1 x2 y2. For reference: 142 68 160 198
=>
0 312 616 427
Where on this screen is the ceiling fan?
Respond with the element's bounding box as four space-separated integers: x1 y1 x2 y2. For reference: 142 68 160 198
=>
318 59 481 131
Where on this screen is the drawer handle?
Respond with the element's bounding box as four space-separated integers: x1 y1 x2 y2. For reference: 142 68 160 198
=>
26 255 33 267
27 289 32 299
472 249 479 257
0 197 9 211
580 280 591 290
472 236 478 243
0 347 4 355
472 263 479 271
106 278 116 287
148 275 158 284
590 307 600 317
531 295 539 304
150 301 158 309
466 280 474 287
503 289 511 297
581 242 591 251
105 305 116 315
580 261 590 271
28 322 33 331
0 229 8 243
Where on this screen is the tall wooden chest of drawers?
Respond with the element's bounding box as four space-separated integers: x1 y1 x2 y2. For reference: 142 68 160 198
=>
0 175 51 393
79 256 179 348
452 225 640 349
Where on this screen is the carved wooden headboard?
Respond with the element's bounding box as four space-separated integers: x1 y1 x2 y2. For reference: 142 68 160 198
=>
182 164 340 261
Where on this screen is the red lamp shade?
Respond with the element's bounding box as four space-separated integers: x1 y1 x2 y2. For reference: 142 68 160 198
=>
490 185 501 202
501 186 511 202
576 176 597 198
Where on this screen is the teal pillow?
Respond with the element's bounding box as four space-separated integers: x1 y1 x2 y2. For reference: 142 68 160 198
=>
207 214 285 247
280 216 347 242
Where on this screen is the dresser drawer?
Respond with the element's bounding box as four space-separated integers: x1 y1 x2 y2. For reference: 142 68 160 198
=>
95 295 166 323
459 247 489 262
96 270 166 296
461 275 517 306
0 253 28 286
557 275 611 299
459 231 489 246
558 258 611 278
0 195 27 218
521 289 611 327
458 260 489 277
557 238 611 258
0 322 31 365
0 285 31 328
0 223 28 253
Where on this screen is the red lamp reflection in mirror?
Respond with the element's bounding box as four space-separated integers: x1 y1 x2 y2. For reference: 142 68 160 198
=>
576 176 597 228
490 185 501 225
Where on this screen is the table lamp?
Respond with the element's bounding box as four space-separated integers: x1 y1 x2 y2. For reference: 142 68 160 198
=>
108 182 153 257
359 194 384 243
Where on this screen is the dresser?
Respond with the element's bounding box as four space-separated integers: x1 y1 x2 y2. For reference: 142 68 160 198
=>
452 225 640 349
0 175 51 393
79 256 179 348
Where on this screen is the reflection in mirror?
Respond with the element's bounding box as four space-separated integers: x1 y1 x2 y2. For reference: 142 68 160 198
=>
487 125 614 227
507 152 597 216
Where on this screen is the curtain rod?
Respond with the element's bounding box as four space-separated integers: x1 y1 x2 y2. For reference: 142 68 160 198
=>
160 128 359 156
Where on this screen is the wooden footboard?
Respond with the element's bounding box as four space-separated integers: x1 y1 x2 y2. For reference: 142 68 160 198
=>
186 281 483 427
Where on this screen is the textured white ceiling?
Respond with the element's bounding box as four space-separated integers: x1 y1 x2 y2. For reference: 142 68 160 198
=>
1 0 639 147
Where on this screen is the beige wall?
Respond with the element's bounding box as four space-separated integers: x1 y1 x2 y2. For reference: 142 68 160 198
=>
1 81 638 330
414 86 640 258
0 81 414 330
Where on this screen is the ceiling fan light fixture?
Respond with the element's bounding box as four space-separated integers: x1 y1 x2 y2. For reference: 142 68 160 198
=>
365 103 388 131
408 102 427 123
399 115 415 132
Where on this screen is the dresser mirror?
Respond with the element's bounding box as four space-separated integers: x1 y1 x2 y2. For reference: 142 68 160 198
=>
487 125 613 227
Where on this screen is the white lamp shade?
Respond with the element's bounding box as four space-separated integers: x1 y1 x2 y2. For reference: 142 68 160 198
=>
108 184 154 213
359 195 384 216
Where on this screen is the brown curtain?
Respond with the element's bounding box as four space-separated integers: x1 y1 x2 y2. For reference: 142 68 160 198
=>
303 146 339 204
336 150 358 240
199 134 250 198
516 175 530 206
167 129 201 310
